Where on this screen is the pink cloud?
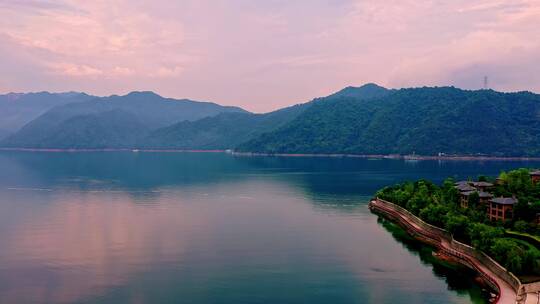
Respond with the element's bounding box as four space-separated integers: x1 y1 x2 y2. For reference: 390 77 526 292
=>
149 66 184 78
111 66 134 76
0 0 539 112
47 63 103 77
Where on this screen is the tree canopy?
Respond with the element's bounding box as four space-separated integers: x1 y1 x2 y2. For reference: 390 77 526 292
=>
376 168 540 276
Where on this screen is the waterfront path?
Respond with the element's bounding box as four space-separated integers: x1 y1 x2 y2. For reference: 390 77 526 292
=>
439 237 517 304
370 199 519 304
524 292 539 304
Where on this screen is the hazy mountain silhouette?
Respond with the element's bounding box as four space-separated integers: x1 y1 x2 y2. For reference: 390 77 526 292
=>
1 91 246 148
3 85 540 157
0 92 93 139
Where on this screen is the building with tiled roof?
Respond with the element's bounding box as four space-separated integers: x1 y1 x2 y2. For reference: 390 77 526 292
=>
460 190 493 208
488 197 518 221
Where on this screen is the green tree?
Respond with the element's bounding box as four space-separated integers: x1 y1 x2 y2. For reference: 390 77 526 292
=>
442 178 460 206
513 220 529 233
490 239 525 274
445 214 470 242
468 192 480 209
506 250 524 274
419 204 449 227
478 175 488 182
468 223 504 252
506 168 533 195
523 249 540 274
490 239 516 261
513 200 534 222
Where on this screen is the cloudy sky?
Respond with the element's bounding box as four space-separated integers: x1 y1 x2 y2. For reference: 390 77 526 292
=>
0 0 539 112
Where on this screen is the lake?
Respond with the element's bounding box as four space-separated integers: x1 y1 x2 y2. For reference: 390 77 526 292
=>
1 152 538 304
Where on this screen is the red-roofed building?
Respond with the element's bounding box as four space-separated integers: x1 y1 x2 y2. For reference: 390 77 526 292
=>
531 171 540 184
488 197 517 221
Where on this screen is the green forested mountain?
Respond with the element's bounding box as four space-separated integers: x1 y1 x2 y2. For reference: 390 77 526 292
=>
18 109 149 148
1 91 247 148
238 87 540 156
141 83 391 149
0 92 93 139
326 83 393 99
2 85 540 156
143 103 308 149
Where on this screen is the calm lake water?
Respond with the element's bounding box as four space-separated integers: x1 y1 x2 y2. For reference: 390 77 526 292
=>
1 152 539 304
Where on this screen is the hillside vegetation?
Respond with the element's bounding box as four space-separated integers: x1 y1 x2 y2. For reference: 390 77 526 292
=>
143 103 309 149
0 92 93 139
2 84 540 156
377 168 540 277
238 87 540 156
1 91 246 148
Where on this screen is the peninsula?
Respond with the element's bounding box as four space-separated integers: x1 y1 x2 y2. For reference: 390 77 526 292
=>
370 168 540 303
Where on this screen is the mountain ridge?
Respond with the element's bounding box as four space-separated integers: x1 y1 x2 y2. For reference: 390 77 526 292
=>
237 86 540 156
0 91 94 139
2 85 540 157
140 83 392 149
1 91 248 148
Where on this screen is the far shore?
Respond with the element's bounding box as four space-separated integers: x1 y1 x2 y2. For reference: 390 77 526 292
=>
0 147 225 153
232 152 540 162
1 147 540 161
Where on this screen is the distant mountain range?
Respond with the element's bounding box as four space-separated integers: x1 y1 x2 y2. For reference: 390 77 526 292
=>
0 92 93 139
238 86 540 156
1 91 246 148
1 84 540 156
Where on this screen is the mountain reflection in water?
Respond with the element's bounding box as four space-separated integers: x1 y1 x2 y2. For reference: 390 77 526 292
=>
1 152 538 304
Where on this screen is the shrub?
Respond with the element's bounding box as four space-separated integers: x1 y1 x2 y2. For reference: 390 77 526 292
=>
514 220 530 233
445 214 470 242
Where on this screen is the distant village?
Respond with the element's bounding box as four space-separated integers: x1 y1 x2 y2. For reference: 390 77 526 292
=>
455 170 540 222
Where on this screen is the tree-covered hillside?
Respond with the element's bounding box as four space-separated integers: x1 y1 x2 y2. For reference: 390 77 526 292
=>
143 103 309 149
140 83 391 149
376 168 540 276
1 91 247 148
141 83 390 149
238 87 540 156
6 109 150 149
2 85 540 156
0 92 93 139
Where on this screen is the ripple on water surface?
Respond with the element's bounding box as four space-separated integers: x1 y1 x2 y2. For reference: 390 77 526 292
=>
1 152 535 303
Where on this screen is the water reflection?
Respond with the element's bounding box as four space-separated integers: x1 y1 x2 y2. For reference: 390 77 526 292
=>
0 180 369 304
376 219 488 304
0 191 196 303
3 152 539 194
1 152 539 304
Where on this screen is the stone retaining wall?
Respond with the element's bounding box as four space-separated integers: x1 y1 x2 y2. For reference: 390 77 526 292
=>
370 198 523 300
522 281 540 293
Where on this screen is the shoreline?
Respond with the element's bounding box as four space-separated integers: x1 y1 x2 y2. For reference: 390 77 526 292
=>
369 199 508 303
369 198 540 304
0 148 226 153
2 147 540 161
432 250 498 300
232 152 540 161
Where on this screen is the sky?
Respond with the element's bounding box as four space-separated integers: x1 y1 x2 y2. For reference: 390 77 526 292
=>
0 0 539 112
